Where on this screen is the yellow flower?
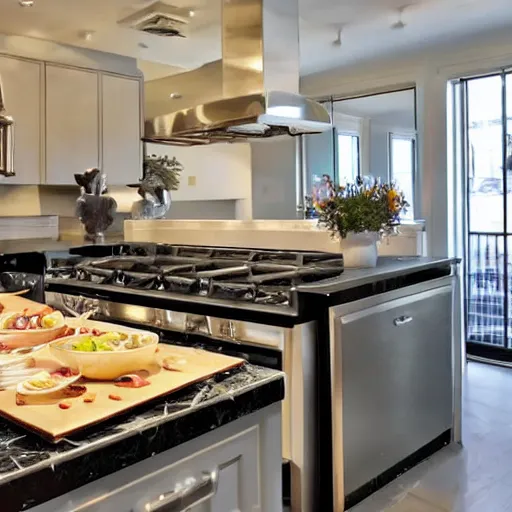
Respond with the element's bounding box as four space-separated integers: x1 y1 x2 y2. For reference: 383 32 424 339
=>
388 189 400 212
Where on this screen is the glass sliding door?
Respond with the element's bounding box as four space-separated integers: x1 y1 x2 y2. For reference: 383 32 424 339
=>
461 71 512 356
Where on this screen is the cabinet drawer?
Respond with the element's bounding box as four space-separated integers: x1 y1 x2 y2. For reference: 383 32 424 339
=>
33 426 262 512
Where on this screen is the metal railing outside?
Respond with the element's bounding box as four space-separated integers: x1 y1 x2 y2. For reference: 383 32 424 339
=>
467 232 510 346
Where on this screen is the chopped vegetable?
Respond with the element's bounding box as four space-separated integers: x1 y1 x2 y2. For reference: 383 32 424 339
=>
59 401 72 410
71 337 114 352
115 374 150 388
109 393 122 401
68 332 154 352
83 393 96 403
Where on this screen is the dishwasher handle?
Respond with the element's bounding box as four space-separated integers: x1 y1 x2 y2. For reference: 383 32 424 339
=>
393 315 413 327
136 469 219 512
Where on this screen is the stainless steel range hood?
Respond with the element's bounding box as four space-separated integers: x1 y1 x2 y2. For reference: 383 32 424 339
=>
0 75 14 176
143 0 331 146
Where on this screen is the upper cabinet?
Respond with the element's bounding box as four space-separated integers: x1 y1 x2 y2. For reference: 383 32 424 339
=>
0 56 42 185
0 57 142 186
102 74 141 185
46 65 100 185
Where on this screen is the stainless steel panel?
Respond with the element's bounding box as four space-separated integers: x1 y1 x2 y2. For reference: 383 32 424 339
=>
342 285 453 495
143 0 331 145
329 277 455 510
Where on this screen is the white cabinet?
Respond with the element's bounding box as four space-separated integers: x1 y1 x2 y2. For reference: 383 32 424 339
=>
102 74 142 185
0 56 42 184
46 65 99 185
32 402 283 512
0 57 141 186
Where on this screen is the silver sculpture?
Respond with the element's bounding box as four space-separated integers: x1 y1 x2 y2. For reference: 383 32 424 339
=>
75 168 117 244
129 154 183 220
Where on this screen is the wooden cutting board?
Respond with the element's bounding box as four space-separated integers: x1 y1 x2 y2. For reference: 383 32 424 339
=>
0 344 245 442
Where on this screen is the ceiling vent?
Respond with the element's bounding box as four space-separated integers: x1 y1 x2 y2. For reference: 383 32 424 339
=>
118 2 190 38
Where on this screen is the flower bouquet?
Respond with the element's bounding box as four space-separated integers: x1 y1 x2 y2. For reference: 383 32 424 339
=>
314 177 408 267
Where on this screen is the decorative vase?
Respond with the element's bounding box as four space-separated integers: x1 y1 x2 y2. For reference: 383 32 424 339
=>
75 169 117 244
339 232 379 268
131 189 171 220
129 152 183 220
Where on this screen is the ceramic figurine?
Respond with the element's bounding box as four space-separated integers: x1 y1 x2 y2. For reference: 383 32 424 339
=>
129 154 183 220
75 168 117 244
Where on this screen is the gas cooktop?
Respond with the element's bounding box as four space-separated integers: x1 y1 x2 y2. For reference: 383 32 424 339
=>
46 244 344 315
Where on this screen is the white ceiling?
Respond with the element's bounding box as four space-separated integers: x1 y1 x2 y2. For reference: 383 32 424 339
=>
0 0 512 78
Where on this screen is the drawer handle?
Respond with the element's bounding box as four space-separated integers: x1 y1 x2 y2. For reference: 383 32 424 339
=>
393 315 413 327
139 469 219 512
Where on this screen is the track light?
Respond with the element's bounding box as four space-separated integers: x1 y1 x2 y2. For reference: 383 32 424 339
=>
333 28 343 47
391 7 407 30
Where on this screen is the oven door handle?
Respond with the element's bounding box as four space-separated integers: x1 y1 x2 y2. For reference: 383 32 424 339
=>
135 469 219 512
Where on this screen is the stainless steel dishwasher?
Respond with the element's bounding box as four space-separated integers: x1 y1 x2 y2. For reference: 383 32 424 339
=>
329 276 455 511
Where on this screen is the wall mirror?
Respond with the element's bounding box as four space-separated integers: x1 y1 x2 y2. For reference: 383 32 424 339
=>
330 88 417 218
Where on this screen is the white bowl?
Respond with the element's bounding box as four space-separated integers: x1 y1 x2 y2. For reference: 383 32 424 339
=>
0 325 67 350
49 328 159 381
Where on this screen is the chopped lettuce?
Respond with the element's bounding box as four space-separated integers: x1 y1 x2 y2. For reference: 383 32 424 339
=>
71 336 114 352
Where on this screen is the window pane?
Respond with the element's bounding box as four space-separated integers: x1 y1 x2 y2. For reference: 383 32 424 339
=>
390 135 414 220
338 134 359 182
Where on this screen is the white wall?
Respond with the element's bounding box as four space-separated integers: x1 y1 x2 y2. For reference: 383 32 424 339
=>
145 142 252 219
301 28 512 258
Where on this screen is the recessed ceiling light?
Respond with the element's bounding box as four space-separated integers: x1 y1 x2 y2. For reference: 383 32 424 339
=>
169 93 182 99
18 0 34 7
189 9 195 17
80 30 95 41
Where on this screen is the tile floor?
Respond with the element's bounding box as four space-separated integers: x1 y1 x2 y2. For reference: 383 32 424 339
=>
350 361 512 511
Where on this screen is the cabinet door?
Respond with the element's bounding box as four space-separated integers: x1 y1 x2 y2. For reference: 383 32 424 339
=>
337 283 453 497
46 65 99 185
102 74 141 185
0 56 42 184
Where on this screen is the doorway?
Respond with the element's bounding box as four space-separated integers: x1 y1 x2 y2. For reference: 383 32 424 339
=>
455 71 512 359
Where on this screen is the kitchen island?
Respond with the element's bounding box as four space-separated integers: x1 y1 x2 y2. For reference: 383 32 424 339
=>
44 243 461 512
0 363 284 512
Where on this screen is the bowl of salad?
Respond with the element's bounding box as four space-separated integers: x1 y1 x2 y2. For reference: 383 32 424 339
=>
49 326 159 380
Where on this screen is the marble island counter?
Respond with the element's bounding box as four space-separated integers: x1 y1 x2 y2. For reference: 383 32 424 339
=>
0 363 284 512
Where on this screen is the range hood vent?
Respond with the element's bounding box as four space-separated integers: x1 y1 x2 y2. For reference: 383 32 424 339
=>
118 2 190 38
143 0 331 146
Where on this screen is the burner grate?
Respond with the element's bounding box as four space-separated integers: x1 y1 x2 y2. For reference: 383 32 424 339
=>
47 244 344 308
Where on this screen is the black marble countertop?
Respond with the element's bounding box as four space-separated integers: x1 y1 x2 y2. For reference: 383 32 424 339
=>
298 256 458 295
0 237 124 256
0 364 284 512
